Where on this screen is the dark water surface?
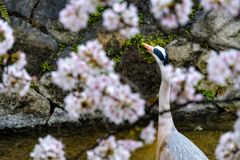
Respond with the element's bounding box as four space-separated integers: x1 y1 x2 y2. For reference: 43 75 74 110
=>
0 114 236 160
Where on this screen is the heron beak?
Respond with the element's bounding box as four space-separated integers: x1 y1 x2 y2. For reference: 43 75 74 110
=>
142 43 154 53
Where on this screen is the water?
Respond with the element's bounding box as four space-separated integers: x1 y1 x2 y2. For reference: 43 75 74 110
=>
0 115 235 160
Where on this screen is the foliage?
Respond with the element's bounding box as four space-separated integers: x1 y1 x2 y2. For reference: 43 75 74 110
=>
88 5 105 27
215 85 224 96
138 13 143 26
0 0 10 23
34 21 40 29
200 40 212 50
198 89 216 100
59 43 66 50
185 30 192 35
40 62 53 72
112 54 121 67
30 81 36 87
189 4 202 20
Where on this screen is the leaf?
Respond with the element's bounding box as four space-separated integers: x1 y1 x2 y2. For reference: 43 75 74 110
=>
0 1 10 23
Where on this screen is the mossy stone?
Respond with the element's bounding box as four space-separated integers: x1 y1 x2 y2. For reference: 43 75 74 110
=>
107 36 121 56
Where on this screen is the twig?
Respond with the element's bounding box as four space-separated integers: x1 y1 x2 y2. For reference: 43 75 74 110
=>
103 116 112 134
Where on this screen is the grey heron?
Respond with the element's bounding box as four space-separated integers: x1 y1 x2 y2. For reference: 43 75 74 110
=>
142 43 209 160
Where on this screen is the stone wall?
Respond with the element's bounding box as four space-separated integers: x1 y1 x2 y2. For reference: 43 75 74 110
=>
0 0 240 130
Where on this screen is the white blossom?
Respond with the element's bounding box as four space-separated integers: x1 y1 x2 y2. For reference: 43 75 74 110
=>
0 52 33 97
0 19 14 56
140 121 156 144
30 135 65 160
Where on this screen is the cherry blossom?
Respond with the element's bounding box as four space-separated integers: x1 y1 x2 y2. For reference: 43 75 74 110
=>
150 0 193 28
215 131 240 160
30 135 65 160
102 2 139 38
0 52 35 97
207 51 231 85
59 0 90 32
117 140 143 152
52 39 145 124
100 0 124 6
207 49 240 87
60 0 139 38
0 19 14 56
215 111 240 160
200 0 240 17
140 121 157 144
119 27 139 39
165 64 203 104
87 136 143 160
102 9 122 31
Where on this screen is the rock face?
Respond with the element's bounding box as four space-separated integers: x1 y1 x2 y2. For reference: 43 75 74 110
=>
175 103 219 116
116 45 161 104
197 79 219 94
107 36 121 56
0 88 51 130
165 38 209 68
9 16 58 77
216 80 240 113
47 108 80 126
33 0 81 45
36 72 69 108
2 0 38 18
191 9 240 50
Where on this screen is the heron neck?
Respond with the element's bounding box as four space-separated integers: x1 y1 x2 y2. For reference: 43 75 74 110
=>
153 55 175 160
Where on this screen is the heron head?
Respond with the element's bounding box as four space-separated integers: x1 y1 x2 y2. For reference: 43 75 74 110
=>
142 43 169 65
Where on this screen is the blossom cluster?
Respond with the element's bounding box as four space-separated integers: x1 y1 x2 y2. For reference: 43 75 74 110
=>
102 2 139 39
51 39 145 124
215 111 240 160
165 65 203 105
0 52 35 97
200 0 240 16
87 121 156 160
60 0 140 39
60 0 119 32
30 135 65 160
87 136 143 160
0 19 14 56
59 0 92 32
207 49 240 88
150 0 193 28
140 121 156 144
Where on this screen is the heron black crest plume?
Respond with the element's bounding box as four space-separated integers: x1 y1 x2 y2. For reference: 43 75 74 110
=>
153 47 169 66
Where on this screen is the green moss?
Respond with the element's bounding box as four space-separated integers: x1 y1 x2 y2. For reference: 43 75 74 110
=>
138 13 143 26
34 21 40 29
112 54 121 67
88 5 106 27
30 81 36 87
59 43 67 51
189 4 202 20
200 40 212 50
198 89 216 100
40 62 53 72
